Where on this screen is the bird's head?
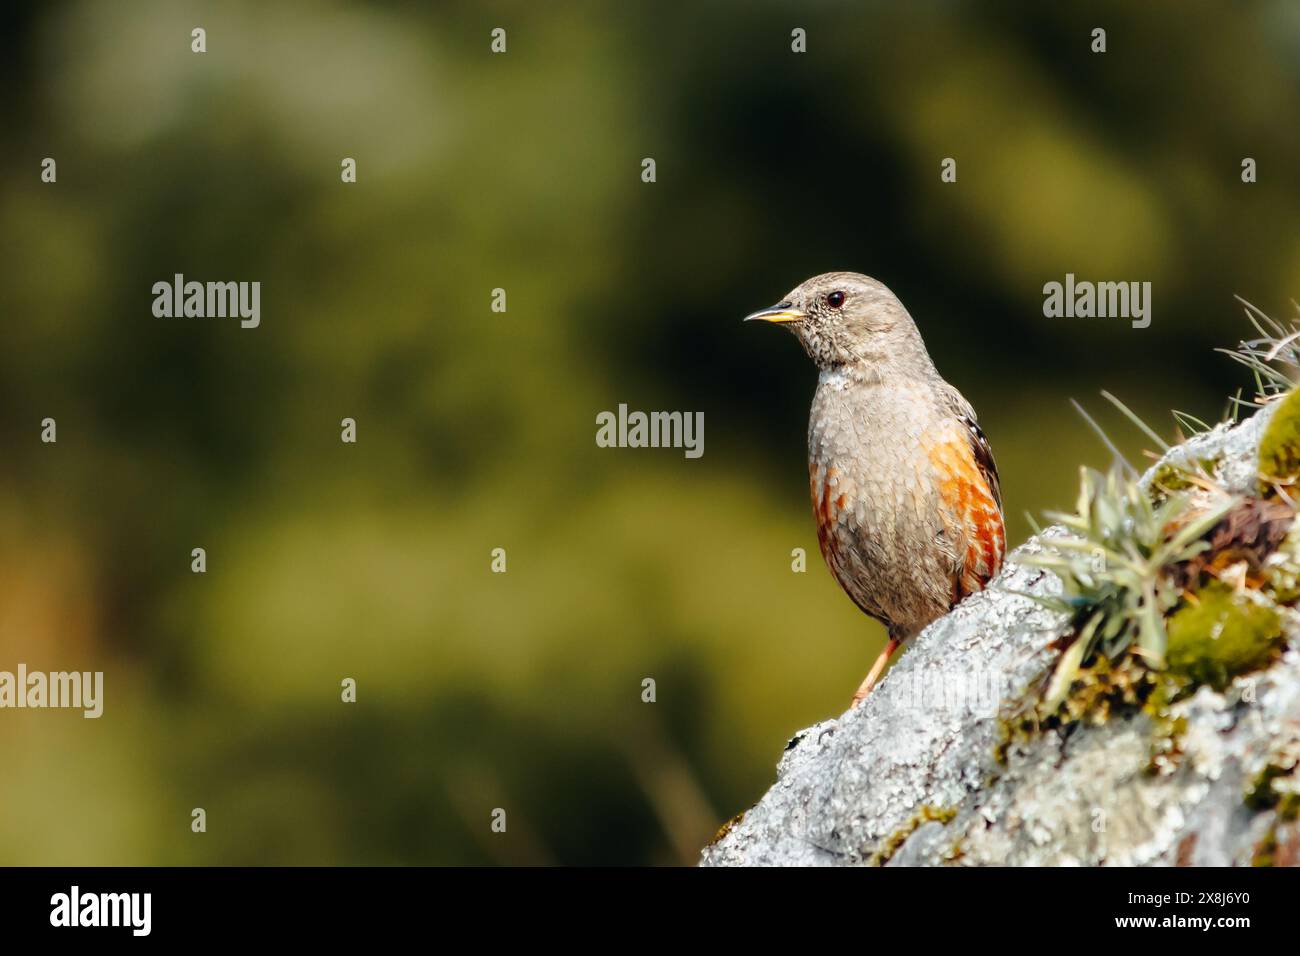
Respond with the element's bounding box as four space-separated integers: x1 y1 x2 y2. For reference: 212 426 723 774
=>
744 271 924 373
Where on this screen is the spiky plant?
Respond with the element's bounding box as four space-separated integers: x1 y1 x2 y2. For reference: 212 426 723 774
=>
1022 304 1299 716
1020 465 1235 714
1220 299 1300 408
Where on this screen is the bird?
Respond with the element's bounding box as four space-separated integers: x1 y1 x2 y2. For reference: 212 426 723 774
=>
745 272 1006 705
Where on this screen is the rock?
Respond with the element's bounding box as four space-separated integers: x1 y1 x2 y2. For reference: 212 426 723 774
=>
701 403 1300 866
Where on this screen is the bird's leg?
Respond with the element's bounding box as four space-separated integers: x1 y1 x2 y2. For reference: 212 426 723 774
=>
851 637 901 707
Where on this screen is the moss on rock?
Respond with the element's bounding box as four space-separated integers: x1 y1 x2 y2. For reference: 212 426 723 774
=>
706 811 746 847
1165 582 1285 691
870 805 957 866
1245 743 1300 824
1148 458 1221 503
1252 826 1278 867
1142 678 1189 776
1265 520 1300 604
1258 386 1300 491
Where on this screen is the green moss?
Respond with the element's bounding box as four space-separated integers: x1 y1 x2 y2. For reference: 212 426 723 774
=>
706 810 745 847
870 805 957 867
1143 678 1189 776
1022 465 1234 686
998 577 1287 783
1258 386 1300 491
1265 521 1300 605
993 712 1031 765
1246 765 1286 811
1165 582 1285 691
1053 655 1151 725
995 654 1180 775
1036 655 1190 774
999 646 1210 777
1285 795 1300 822
1149 463 1196 495
1252 826 1278 867
1245 759 1300 821
1148 458 1221 502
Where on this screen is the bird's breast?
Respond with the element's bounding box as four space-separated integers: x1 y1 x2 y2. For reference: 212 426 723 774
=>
807 379 940 531
806 378 962 618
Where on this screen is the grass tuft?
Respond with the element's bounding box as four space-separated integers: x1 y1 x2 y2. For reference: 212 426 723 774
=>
1219 299 1300 406
1017 307 1300 719
1017 465 1235 714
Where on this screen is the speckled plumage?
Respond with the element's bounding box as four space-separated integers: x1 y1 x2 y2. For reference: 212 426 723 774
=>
747 272 1005 690
809 365 1003 639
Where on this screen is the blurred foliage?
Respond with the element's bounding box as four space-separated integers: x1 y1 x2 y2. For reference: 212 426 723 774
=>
0 0 1297 864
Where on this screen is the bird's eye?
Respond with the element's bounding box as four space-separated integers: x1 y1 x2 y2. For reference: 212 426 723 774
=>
827 291 846 308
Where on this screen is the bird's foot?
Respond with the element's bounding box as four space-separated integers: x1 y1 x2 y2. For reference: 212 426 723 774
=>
850 637 901 707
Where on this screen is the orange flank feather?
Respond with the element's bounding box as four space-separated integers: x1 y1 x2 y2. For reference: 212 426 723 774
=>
925 425 1005 600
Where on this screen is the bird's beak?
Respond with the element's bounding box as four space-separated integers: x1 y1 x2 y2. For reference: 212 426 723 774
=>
743 301 807 324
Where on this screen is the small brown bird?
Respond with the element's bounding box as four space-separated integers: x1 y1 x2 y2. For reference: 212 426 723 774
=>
746 272 1006 705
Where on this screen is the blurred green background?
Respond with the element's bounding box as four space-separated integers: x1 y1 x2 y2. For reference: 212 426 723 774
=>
1 0 1298 865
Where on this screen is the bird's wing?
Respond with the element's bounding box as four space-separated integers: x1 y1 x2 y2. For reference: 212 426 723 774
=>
932 384 1006 598
939 383 1002 512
